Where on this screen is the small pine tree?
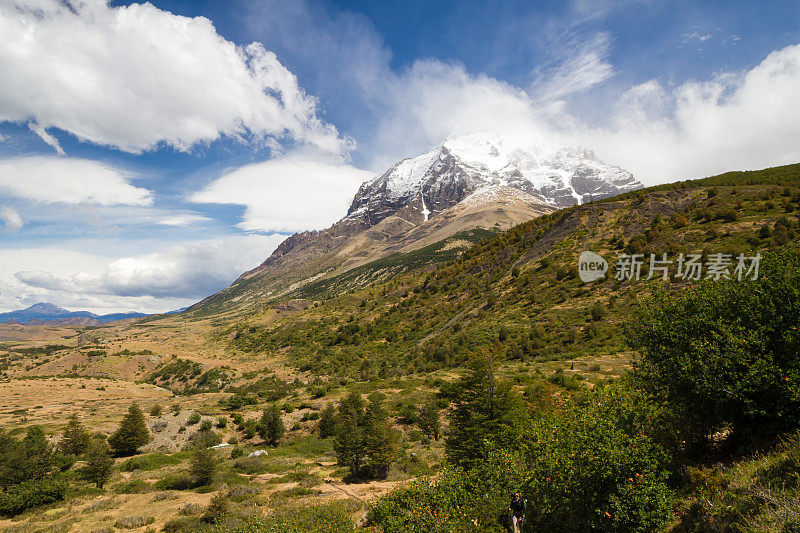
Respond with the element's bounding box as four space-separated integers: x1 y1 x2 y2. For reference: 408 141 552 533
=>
202 492 228 523
417 397 441 440
258 404 285 446
59 414 90 456
108 403 150 457
334 391 366 478
83 437 114 488
318 403 337 438
190 448 217 487
363 394 398 480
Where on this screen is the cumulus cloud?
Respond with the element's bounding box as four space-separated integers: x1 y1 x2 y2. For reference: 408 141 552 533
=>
0 156 152 205
581 42 800 183
0 205 22 231
191 152 373 233
11 234 286 302
0 0 346 154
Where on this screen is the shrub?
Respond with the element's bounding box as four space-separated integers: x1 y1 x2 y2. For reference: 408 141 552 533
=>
113 478 151 494
120 452 180 472
0 478 68 516
630 249 800 455
114 515 154 529
187 412 202 425
154 473 195 491
149 404 163 417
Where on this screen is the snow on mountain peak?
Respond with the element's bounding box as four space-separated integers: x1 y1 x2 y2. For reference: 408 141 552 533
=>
347 133 642 226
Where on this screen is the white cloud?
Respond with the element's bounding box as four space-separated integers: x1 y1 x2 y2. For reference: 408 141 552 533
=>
157 214 212 227
581 42 800 183
27 121 64 155
0 156 152 205
531 33 616 102
0 0 346 154
6 234 286 311
0 205 22 231
191 152 373 233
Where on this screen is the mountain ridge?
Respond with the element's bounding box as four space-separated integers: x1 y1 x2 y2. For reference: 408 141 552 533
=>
192 133 639 314
0 303 149 325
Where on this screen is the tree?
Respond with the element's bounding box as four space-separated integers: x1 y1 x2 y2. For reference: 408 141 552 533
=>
334 391 366 478
417 397 441 440
630 248 800 455
190 448 217 487
590 301 607 321
82 437 114 488
258 404 285 446
59 415 90 456
445 354 526 469
108 403 150 457
318 403 337 438
363 393 399 479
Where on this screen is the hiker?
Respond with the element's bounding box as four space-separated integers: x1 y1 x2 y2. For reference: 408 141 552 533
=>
509 492 525 532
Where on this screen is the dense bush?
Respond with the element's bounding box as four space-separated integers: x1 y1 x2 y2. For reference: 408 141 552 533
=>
0 477 68 516
0 426 71 516
631 248 800 455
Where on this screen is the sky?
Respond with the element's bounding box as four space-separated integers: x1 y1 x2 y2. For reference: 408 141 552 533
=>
0 0 799 314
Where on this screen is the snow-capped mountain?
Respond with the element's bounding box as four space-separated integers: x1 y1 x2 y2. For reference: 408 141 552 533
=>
347 133 641 226
194 133 640 312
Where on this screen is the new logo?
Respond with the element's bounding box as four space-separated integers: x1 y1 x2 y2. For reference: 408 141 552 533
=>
578 251 608 282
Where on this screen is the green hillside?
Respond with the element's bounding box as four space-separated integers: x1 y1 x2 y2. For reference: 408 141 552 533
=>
219 163 800 379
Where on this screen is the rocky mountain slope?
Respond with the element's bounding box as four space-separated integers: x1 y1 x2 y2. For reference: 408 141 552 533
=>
191 134 640 314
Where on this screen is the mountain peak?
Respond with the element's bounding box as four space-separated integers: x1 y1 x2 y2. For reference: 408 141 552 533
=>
25 302 70 315
346 133 642 227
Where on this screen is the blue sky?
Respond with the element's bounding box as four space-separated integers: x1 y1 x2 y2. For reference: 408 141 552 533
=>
0 0 799 313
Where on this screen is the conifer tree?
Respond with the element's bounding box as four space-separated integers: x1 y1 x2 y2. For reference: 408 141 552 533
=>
108 403 150 457
334 391 366 478
417 396 441 440
258 404 285 446
59 414 91 456
363 393 398 479
83 437 114 488
190 448 217 486
318 403 337 438
445 354 525 468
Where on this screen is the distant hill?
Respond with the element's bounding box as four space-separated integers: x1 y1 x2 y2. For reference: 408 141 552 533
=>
0 303 148 325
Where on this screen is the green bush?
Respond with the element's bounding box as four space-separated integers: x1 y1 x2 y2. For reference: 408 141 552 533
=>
120 452 180 471
631 248 800 455
112 478 152 494
0 477 68 516
521 386 672 532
